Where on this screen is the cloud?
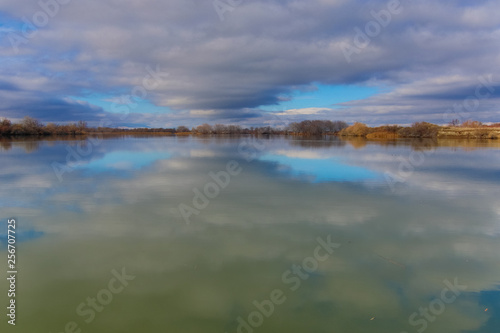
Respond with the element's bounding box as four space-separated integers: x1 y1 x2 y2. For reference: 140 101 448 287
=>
0 0 499 125
333 74 500 124
275 107 330 116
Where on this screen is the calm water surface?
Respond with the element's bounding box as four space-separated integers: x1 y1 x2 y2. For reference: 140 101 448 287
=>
1 136 499 333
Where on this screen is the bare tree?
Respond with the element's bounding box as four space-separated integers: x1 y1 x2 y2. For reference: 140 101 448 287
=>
196 123 213 134
21 116 43 135
176 126 191 133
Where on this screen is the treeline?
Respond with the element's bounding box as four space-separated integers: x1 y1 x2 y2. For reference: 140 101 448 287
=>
0 117 88 136
86 127 177 134
287 120 348 135
0 118 349 137
338 122 440 138
339 120 500 139
0 116 181 137
1 116 499 139
190 120 348 135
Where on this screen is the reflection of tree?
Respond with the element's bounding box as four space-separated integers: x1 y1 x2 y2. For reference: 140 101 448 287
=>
341 137 367 149
408 138 439 151
288 136 346 148
0 138 43 153
339 137 442 151
433 138 500 151
20 140 41 153
0 140 12 151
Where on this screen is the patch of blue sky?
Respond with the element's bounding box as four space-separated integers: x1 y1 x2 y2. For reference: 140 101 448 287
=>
0 11 23 31
261 84 381 111
0 13 23 50
260 153 381 183
72 151 171 175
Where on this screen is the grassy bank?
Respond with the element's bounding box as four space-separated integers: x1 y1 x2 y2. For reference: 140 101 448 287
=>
339 122 500 140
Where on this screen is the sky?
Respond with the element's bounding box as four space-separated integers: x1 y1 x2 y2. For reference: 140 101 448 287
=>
0 0 500 128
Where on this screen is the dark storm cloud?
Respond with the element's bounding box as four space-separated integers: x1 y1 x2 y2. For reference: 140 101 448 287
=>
0 0 499 125
0 80 19 91
0 93 105 122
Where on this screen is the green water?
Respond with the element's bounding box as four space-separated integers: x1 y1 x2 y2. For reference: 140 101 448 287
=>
1 136 499 333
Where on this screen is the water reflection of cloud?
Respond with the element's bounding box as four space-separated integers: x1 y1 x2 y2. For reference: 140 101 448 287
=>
72 151 172 174
272 149 329 159
189 149 219 158
260 153 382 183
1 137 500 333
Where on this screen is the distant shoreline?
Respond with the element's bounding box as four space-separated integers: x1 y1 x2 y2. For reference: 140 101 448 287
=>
1 117 499 140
